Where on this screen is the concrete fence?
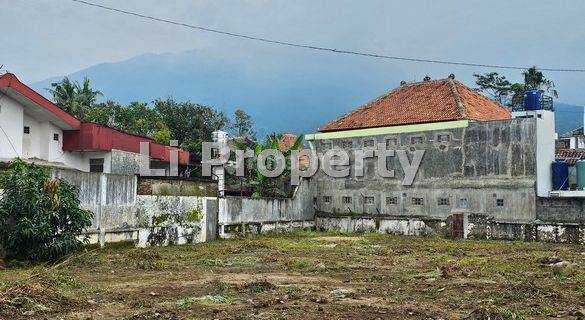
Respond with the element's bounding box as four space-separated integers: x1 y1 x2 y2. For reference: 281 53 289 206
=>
218 179 316 237
51 168 218 247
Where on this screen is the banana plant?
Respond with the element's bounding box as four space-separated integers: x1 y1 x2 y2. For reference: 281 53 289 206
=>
232 133 304 198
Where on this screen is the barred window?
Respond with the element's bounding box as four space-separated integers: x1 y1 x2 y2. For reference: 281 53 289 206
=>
342 196 352 204
412 197 424 205
496 198 504 207
410 136 424 144
341 140 353 148
323 196 331 203
53 133 59 141
438 198 450 206
363 139 375 148
386 196 398 205
364 196 375 205
386 137 398 149
437 134 451 143
89 158 104 173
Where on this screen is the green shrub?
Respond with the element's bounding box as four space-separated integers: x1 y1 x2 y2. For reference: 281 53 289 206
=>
0 159 93 261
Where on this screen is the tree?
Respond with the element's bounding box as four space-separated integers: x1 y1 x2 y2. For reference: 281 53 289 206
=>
474 67 558 109
509 66 558 109
48 77 102 119
473 72 512 105
153 98 229 162
0 159 93 261
232 133 304 198
230 109 256 140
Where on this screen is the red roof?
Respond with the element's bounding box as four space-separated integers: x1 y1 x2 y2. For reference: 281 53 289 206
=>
0 73 81 129
63 123 190 165
319 77 512 132
555 149 585 166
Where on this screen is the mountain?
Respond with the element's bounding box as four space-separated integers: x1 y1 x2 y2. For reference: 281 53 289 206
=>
554 102 584 135
30 48 583 137
30 48 407 137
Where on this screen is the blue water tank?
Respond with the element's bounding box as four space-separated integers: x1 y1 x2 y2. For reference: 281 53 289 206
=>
552 160 569 190
524 90 542 110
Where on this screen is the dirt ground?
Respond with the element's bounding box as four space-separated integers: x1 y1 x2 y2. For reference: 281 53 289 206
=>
1 232 584 319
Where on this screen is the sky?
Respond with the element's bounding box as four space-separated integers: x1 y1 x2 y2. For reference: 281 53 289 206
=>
2 0 585 106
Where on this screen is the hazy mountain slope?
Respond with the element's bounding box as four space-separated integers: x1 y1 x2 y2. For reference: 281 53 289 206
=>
554 102 584 135
30 48 407 136
30 48 582 136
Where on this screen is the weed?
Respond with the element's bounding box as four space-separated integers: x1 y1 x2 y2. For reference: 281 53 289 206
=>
241 279 276 293
200 258 225 267
279 257 313 270
177 297 195 307
208 279 229 292
201 295 233 304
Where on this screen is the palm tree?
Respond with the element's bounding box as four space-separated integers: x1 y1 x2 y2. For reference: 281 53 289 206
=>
48 77 102 119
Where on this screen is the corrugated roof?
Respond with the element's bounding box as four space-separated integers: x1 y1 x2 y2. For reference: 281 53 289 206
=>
319 77 512 132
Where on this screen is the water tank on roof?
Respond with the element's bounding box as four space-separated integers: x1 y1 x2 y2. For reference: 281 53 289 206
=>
577 160 585 190
524 89 542 110
552 160 569 191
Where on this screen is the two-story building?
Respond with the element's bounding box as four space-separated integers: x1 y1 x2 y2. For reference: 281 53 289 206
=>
0 73 189 174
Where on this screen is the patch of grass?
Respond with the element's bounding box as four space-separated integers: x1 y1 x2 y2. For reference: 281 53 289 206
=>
200 258 225 267
200 295 233 304
177 297 195 307
279 257 313 270
241 279 276 293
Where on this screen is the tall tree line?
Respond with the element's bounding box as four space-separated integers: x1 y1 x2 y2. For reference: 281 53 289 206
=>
48 78 256 163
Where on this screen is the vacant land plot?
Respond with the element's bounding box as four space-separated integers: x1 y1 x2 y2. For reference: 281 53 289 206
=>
1 232 584 319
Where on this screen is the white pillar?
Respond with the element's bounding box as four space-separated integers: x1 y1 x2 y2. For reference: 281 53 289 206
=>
212 130 228 197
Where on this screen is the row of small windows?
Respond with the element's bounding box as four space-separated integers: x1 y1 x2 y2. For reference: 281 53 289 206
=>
322 134 452 150
23 126 60 141
319 195 505 207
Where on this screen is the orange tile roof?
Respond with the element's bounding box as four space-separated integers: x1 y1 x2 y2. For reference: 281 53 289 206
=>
319 77 512 132
279 133 298 152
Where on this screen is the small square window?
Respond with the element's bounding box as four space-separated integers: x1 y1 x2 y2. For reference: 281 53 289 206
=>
53 133 59 141
386 196 398 205
24 126 30 134
496 198 504 207
458 198 468 209
341 140 353 149
323 196 331 203
342 196 352 204
364 196 375 205
437 134 451 143
89 158 104 173
322 142 332 150
412 197 424 205
438 198 450 206
363 139 375 148
410 136 424 145
385 137 398 149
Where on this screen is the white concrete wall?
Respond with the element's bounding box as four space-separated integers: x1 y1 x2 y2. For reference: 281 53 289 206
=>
0 95 23 158
536 110 556 197
22 113 42 159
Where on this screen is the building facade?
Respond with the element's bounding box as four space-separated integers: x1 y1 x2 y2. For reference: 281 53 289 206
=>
307 76 560 238
0 73 189 174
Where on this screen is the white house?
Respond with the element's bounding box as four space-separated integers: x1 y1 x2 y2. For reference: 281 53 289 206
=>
0 73 189 174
